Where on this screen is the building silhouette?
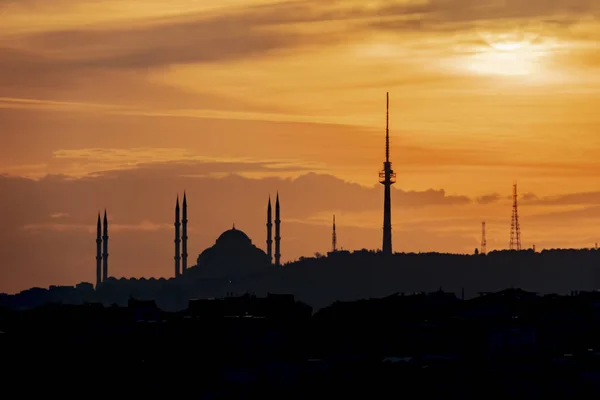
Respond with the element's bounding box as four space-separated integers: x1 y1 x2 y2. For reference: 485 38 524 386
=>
166 191 283 278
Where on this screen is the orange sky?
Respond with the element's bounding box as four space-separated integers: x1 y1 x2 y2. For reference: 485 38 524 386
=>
1 0 600 293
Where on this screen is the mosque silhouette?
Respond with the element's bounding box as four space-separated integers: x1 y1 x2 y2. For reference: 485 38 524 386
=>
95 192 282 288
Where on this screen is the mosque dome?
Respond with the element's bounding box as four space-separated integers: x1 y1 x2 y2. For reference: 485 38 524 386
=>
216 226 252 247
191 225 269 280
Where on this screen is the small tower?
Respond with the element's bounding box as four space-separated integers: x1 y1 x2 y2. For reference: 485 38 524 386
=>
266 196 273 264
102 210 109 282
481 221 486 255
274 192 281 267
96 213 102 288
181 192 188 274
379 92 396 256
509 182 522 251
332 214 337 253
174 196 181 278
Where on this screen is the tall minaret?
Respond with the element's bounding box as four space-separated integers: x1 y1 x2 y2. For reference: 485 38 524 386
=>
181 192 188 274
102 209 109 282
174 196 181 278
332 214 337 252
274 192 281 267
266 196 273 264
96 213 102 288
379 92 396 256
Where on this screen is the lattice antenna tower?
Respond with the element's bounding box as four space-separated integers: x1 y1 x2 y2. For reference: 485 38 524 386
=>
481 221 487 255
509 182 522 250
332 215 337 252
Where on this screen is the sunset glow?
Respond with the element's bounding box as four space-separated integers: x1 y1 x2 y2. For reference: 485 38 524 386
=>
1 0 600 293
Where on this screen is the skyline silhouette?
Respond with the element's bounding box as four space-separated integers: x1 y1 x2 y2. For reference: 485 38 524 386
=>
2 1 600 293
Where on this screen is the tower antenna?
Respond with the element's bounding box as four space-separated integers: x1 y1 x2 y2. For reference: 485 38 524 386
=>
379 92 396 255
386 92 390 162
509 182 522 250
332 214 337 252
481 221 487 255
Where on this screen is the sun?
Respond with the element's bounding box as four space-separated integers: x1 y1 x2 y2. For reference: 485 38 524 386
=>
459 24 549 78
478 27 541 52
465 46 542 77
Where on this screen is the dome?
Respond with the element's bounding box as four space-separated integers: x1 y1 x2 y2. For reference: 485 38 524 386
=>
215 226 252 247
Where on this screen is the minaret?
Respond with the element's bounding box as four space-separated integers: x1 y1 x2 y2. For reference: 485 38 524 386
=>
379 92 396 256
266 196 273 264
96 213 102 288
274 192 281 267
182 192 188 274
174 196 181 277
332 214 337 252
102 209 109 282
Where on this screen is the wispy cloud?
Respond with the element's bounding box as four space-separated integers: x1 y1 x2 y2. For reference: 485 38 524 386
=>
50 212 69 219
21 220 172 233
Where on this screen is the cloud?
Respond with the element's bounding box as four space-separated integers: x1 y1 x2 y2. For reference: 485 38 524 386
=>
50 212 69 219
522 192 538 201
9 4 341 71
525 191 600 206
476 193 502 204
49 148 318 178
9 0 597 75
22 220 171 233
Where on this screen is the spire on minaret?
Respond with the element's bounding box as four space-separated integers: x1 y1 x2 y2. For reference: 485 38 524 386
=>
266 195 273 264
332 214 337 253
274 192 281 267
379 92 396 256
96 213 102 289
181 191 188 274
174 196 181 278
102 209 109 282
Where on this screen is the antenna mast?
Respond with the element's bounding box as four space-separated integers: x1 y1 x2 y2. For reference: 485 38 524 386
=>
509 182 522 250
379 92 396 256
481 221 487 255
386 92 390 162
332 215 337 252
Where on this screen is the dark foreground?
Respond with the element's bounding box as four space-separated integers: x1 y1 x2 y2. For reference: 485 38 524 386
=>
2 289 600 398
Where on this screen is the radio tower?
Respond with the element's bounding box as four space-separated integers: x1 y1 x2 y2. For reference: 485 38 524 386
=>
332 215 337 252
509 182 522 250
481 221 487 255
379 92 396 256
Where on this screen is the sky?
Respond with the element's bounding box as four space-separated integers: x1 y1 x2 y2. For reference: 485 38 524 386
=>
1 0 600 293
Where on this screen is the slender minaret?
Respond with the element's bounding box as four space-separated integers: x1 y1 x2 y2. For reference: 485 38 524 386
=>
174 196 181 277
181 192 188 274
102 209 109 282
274 192 281 267
266 196 273 264
332 214 337 252
96 213 102 288
379 92 396 256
